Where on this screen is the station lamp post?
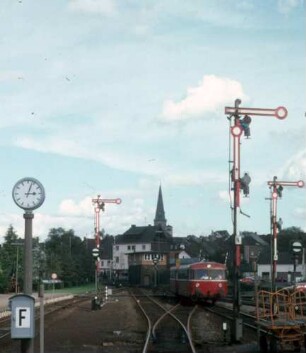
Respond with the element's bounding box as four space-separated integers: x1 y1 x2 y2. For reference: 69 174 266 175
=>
267 177 304 291
225 100 287 342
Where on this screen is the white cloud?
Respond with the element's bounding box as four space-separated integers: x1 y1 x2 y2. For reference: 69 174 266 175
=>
14 134 170 177
68 0 116 15
277 0 302 14
59 197 92 217
161 75 248 122
218 190 231 203
0 71 24 82
293 207 306 219
0 202 146 243
165 171 227 187
281 149 306 180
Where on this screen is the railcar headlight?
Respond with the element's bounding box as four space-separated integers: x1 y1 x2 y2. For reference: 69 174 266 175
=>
196 282 200 287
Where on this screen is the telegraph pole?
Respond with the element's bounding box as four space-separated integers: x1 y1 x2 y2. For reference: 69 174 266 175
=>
225 100 287 342
92 195 121 294
267 177 304 291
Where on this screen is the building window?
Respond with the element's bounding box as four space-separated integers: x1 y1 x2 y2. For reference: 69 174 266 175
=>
115 245 119 251
128 245 131 250
132 245 135 251
262 272 269 280
101 261 104 266
142 245 146 250
115 257 119 263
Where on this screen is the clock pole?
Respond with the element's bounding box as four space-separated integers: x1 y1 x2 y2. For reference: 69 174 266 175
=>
21 211 34 353
23 211 34 295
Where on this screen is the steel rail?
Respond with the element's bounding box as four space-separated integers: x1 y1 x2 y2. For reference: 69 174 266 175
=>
131 288 197 353
131 292 152 353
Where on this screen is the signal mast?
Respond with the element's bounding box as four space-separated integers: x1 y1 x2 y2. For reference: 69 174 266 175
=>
225 99 287 342
267 177 304 292
92 195 121 293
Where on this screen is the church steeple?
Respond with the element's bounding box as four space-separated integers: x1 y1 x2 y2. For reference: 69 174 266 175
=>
154 185 167 229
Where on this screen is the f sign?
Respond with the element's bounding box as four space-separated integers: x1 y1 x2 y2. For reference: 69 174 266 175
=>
16 307 30 328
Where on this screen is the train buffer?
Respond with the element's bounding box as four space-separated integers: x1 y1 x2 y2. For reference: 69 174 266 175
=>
256 289 306 352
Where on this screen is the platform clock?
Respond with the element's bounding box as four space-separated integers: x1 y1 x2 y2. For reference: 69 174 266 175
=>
12 177 45 211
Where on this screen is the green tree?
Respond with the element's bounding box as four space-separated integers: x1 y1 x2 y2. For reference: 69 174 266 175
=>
45 228 94 287
32 237 47 291
0 225 22 293
277 227 305 252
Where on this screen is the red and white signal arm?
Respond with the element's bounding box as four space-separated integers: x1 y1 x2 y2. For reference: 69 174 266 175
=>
225 106 288 120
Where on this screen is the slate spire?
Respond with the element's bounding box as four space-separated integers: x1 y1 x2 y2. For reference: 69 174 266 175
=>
154 185 167 229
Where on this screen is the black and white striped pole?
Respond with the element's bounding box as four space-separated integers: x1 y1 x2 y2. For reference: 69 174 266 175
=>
292 241 303 285
92 247 100 295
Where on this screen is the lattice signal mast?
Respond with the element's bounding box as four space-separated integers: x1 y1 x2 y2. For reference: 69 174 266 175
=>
225 99 287 342
267 177 304 292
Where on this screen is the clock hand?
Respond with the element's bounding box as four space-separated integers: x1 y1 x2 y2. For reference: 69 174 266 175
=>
26 182 33 198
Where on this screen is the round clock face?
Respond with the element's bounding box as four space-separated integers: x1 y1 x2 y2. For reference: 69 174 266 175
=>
12 177 45 210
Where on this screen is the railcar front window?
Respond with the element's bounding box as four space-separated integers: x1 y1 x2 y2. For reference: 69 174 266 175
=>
194 269 225 280
195 269 209 279
210 270 225 280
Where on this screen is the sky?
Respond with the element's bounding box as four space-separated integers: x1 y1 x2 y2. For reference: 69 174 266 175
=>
0 0 305 242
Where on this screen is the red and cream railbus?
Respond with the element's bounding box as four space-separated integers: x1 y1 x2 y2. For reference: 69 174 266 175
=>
170 261 228 302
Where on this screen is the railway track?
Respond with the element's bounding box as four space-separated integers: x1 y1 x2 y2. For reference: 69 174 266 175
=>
133 292 238 353
211 301 258 331
132 288 199 353
1 287 259 352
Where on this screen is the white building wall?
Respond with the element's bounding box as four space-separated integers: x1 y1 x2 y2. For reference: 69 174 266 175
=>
178 250 191 259
257 263 304 281
112 242 151 271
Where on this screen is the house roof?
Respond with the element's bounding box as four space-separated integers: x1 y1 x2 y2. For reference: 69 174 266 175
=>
258 250 296 265
242 232 268 246
115 224 169 244
210 230 231 239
